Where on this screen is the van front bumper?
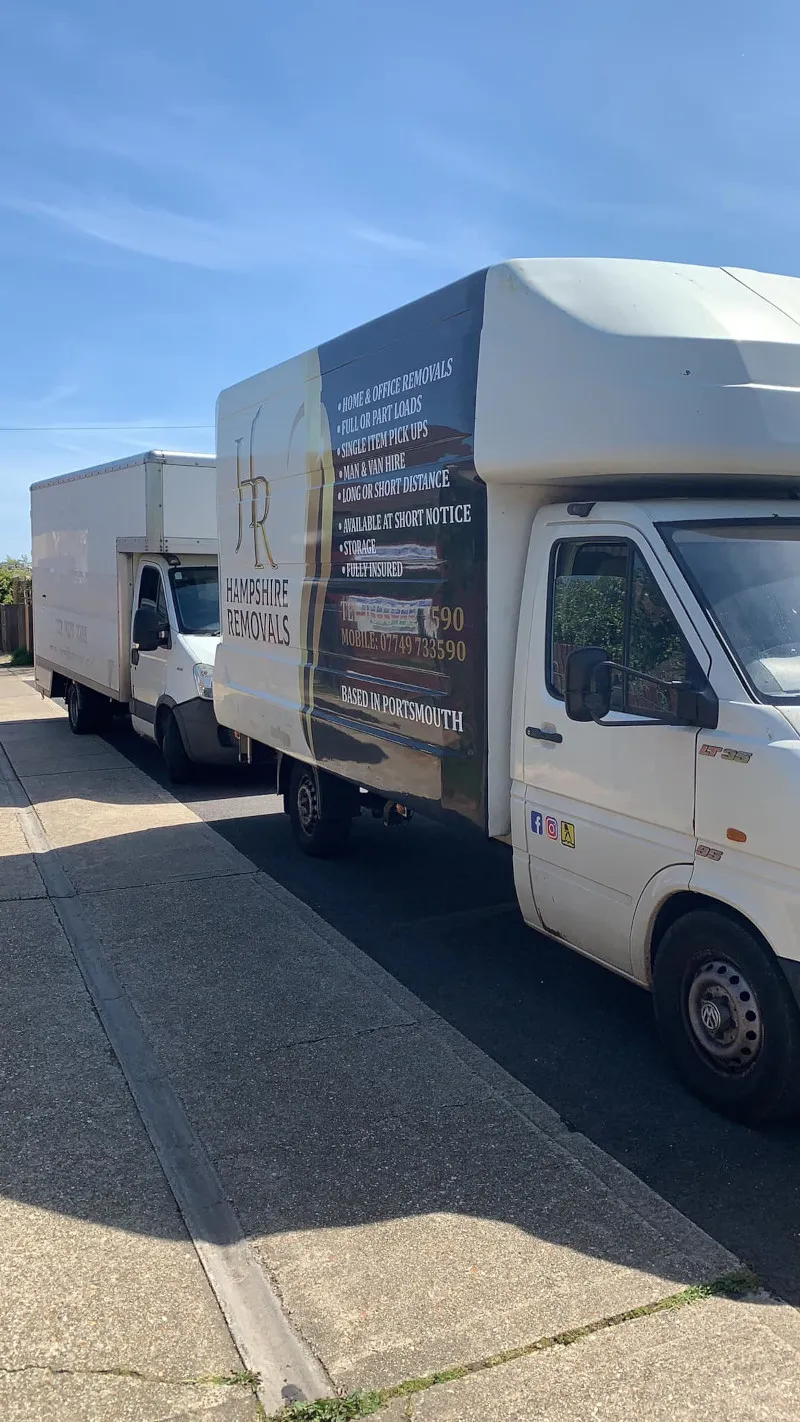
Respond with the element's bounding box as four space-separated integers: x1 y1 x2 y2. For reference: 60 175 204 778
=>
172 696 238 767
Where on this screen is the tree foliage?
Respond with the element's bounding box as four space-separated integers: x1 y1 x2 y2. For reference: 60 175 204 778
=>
0 554 32 606
552 577 625 666
552 571 689 714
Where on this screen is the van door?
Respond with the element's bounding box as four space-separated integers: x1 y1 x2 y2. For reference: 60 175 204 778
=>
130 564 170 739
521 518 708 974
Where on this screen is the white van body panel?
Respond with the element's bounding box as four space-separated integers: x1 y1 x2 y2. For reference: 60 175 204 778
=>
32 457 143 698
31 452 216 703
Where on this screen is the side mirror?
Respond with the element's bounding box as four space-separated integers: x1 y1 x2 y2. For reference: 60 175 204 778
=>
132 605 160 652
674 682 719 730
565 647 610 722
565 647 720 731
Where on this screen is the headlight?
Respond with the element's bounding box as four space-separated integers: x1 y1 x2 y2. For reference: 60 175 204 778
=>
193 663 214 700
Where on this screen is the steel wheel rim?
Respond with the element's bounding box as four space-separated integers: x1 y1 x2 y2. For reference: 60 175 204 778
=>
686 958 763 1072
296 772 319 834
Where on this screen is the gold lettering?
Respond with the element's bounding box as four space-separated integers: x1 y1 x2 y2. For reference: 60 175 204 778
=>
235 407 277 569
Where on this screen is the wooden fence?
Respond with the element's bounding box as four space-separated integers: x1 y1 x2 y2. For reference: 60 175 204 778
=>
0 603 32 654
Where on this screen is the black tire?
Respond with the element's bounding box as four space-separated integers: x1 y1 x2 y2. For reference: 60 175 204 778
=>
161 711 194 785
653 910 800 1124
288 761 351 858
66 682 99 735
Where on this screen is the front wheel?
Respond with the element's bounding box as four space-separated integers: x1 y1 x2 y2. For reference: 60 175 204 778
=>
288 762 351 858
161 711 194 784
653 910 800 1124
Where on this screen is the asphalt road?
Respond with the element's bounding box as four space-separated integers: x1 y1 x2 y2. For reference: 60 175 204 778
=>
108 723 800 1307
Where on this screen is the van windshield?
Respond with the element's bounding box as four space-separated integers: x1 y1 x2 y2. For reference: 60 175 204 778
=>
169 566 220 636
663 521 800 700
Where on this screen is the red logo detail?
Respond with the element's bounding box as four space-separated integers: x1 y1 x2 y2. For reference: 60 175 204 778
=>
545 816 558 840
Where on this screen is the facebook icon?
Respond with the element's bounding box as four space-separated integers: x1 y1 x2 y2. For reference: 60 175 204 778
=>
530 810 543 835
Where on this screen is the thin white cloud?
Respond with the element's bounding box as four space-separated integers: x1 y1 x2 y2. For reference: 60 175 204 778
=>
12 85 259 188
1 33 510 278
2 182 504 276
350 225 431 256
350 220 506 275
1 191 288 271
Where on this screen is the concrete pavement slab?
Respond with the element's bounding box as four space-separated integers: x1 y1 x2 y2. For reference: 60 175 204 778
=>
0 716 79 739
0 1195 249 1379
79 876 413 1082
18 766 251 890
75 878 736 1394
0 714 116 745
12 744 131 775
0 1372 259 1421
0 977 113 1091
0 898 95 1010
0 893 257 1411
0 691 64 721
221 1097 734 1392
159 1023 496 1158
389 1293 800 1421
0 807 46 900
4 669 788 1420
2 722 129 775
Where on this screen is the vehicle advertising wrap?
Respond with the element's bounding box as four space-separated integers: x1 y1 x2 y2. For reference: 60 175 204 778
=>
216 270 488 828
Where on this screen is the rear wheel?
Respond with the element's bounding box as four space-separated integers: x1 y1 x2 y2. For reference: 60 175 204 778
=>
161 710 194 784
66 682 100 735
288 762 351 858
653 910 800 1123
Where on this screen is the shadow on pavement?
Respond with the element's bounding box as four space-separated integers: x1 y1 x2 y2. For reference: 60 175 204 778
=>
95 719 800 1309
1 703 799 1363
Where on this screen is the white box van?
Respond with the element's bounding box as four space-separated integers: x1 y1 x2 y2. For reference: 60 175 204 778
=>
32 451 236 780
213 258 800 1121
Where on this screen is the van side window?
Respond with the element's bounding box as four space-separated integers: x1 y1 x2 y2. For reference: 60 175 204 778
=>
137 567 168 630
627 550 693 713
549 541 626 698
548 539 695 714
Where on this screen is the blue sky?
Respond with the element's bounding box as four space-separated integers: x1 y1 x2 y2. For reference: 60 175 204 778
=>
1 0 798 554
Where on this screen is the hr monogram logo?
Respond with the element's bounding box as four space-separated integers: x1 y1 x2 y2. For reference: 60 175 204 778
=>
235 405 277 569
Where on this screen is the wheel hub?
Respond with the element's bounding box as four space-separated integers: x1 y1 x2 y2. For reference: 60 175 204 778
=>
686 959 763 1071
296 774 319 833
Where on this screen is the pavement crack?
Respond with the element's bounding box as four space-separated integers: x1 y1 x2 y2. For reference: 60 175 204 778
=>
76 869 259 897
0 1362 260 1388
212 1021 420 1075
267 1269 761 1420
